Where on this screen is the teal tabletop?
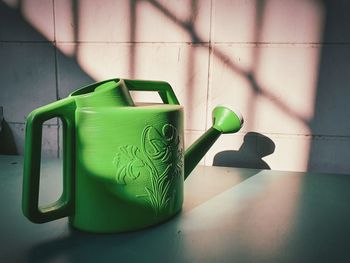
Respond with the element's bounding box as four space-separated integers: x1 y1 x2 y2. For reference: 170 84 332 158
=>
0 155 349 262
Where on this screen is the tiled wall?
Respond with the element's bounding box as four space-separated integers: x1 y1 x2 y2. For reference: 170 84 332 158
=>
1 0 350 174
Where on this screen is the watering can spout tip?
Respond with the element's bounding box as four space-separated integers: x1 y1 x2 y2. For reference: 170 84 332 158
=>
212 105 244 134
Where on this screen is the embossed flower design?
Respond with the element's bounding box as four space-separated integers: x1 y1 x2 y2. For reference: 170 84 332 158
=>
143 124 180 163
113 123 183 214
173 148 183 178
113 145 147 184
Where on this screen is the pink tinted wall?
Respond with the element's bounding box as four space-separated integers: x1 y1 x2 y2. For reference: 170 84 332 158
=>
1 0 349 174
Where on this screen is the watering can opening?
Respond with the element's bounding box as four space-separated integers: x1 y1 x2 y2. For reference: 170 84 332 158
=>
70 79 121 97
69 79 135 108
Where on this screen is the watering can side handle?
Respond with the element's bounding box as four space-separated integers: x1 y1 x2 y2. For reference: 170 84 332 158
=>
124 79 180 105
22 97 76 223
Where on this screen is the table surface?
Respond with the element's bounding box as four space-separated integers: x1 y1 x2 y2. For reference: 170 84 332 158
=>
1 155 350 262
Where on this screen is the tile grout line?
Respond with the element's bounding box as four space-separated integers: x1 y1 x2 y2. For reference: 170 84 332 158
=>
204 0 214 166
7 122 59 127
53 0 57 44
52 0 60 158
0 41 53 43
2 41 350 46
183 129 350 139
205 0 213 130
5 122 350 140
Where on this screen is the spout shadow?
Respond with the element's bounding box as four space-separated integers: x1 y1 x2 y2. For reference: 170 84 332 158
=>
213 132 275 169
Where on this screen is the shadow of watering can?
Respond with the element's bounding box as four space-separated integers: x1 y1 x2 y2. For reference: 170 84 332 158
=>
22 79 243 233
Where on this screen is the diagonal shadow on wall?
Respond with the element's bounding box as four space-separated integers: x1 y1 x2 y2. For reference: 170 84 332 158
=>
307 0 350 174
3 0 349 173
146 0 350 173
144 0 314 170
0 1 94 93
0 1 94 155
145 0 308 127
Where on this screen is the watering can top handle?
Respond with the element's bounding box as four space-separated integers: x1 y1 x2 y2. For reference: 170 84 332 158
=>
124 79 180 105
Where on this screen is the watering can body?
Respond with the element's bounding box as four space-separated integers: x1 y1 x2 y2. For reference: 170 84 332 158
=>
22 78 243 233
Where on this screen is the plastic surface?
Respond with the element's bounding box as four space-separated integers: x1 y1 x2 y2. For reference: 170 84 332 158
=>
22 97 75 223
22 78 243 233
212 106 243 133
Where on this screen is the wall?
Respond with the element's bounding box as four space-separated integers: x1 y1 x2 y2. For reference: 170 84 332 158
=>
1 0 350 174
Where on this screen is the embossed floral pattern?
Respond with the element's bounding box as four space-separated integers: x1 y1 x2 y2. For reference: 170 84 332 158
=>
113 123 183 214
143 124 180 163
113 145 146 184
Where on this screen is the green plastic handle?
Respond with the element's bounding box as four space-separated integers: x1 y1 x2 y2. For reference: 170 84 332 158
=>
22 97 76 223
124 79 180 105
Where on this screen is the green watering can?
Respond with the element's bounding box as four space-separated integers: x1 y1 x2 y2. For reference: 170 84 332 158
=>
22 79 243 233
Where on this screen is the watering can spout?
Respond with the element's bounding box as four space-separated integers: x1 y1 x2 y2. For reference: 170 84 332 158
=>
184 106 244 179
